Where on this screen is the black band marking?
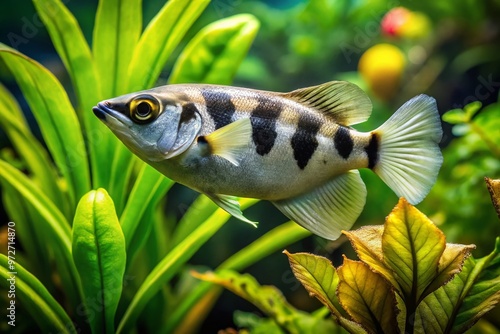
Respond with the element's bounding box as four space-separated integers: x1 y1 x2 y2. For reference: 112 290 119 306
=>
365 133 379 169
334 126 354 159
250 97 283 156
179 103 198 124
291 115 321 169
201 89 235 129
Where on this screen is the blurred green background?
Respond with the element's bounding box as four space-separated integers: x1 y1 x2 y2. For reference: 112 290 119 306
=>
1 0 499 331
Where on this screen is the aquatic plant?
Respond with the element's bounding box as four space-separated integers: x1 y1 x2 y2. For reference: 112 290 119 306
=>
0 1 311 332
1 0 499 333
196 193 500 333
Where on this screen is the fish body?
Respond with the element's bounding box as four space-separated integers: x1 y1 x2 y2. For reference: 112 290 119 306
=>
93 81 443 239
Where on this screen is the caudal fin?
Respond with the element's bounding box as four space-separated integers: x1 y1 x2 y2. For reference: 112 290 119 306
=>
372 95 443 204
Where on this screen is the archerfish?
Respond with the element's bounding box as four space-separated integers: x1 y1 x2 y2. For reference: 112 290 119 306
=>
93 81 443 240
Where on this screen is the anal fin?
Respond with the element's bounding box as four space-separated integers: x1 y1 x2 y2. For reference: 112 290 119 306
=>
272 171 367 240
206 193 258 227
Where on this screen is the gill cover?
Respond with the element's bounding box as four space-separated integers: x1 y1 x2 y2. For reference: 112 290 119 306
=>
157 102 202 159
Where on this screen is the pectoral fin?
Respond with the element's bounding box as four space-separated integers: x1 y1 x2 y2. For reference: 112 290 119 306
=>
272 171 367 240
206 193 258 227
201 118 252 166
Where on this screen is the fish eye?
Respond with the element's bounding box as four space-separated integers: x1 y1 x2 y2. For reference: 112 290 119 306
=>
130 95 160 123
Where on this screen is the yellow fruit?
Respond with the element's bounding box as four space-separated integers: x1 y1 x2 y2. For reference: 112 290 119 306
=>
358 44 406 100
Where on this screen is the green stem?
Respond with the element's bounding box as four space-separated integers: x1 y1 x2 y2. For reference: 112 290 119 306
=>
404 299 417 334
469 122 500 159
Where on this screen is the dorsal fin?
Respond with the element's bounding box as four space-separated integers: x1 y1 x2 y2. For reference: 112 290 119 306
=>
282 81 372 126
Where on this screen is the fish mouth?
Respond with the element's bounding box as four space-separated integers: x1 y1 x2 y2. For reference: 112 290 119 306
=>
92 102 132 126
92 103 108 120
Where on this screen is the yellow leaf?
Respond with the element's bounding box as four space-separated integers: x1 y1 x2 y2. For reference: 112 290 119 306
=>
337 258 399 334
343 226 400 290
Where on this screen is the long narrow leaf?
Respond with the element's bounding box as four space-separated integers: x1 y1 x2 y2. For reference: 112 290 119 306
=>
33 0 100 113
126 0 210 91
0 83 66 214
0 44 90 208
120 164 173 248
169 14 260 84
164 221 311 332
0 255 76 333
72 189 126 334
192 269 339 334
106 146 135 215
93 0 142 97
32 0 114 189
169 194 218 249
2 183 54 287
126 190 169 269
0 82 27 126
117 199 256 334
0 161 71 247
0 160 83 311
108 0 209 215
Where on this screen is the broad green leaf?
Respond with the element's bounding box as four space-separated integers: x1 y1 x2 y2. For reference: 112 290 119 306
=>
72 188 126 334
120 164 172 246
0 255 76 333
0 44 90 208
345 225 475 300
343 226 399 288
416 238 500 333
0 84 66 214
442 102 482 126
382 198 446 302
33 0 115 190
422 243 475 298
442 109 467 125
169 14 260 85
126 0 210 91
93 0 142 97
284 251 342 318
192 269 338 334
165 221 311 333
415 259 474 333
464 101 482 120
337 258 399 334
450 239 500 333
0 160 82 310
